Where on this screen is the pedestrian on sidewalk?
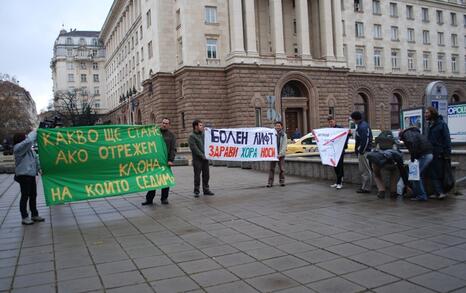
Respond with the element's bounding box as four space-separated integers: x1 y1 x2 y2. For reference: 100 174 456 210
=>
188 119 214 198
142 118 176 206
13 130 45 225
267 121 287 187
327 115 348 190
425 106 452 199
351 111 373 194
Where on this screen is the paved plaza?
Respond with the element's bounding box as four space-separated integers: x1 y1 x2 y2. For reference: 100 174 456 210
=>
0 166 466 293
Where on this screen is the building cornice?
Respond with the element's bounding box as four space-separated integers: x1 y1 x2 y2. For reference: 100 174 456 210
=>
348 71 466 81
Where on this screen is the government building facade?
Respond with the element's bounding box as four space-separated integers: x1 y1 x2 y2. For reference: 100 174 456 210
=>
98 0 466 142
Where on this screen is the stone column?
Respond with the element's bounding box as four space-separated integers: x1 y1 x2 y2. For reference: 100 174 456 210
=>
296 0 311 59
229 0 245 55
269 0 285 58
319 0 335 59
332 0 344 59
244 0 258 56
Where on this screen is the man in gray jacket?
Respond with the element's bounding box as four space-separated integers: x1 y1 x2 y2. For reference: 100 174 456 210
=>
267 121 287 187
13 130 45 225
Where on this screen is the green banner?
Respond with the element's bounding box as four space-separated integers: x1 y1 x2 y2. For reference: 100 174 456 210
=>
38 125 175 206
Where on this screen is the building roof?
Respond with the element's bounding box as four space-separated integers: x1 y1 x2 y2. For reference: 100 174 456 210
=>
59 30 100 38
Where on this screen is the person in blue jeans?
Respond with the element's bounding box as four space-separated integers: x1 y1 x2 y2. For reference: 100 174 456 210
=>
399 127 433 201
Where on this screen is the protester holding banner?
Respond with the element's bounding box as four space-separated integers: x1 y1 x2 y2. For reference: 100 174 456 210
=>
425 107 452 199
13 131 45 225
351 111 373 194
189 120 214 197
142 118 176 205
267 121 287 187
327 116 348 190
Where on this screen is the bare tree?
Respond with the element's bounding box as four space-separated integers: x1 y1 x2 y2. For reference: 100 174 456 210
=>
53 87 99 126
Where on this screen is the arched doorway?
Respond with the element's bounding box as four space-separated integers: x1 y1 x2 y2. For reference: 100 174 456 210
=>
390 93 402 129
354 92 369 122
451 93 460 103
280 80 310 138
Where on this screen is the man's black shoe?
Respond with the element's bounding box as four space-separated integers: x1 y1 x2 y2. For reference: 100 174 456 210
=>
280 183 285 187
141 201 154 206
356 189 371 194
377 191 386 199
204 190 215 196
390 192 399 199
161 200 169 205
194 191 200 198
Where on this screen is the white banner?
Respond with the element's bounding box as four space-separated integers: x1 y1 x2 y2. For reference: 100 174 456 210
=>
448 103 466 143
204 128 278 161
312 128 350 167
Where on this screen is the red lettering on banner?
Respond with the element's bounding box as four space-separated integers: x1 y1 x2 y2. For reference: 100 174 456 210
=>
209 145 215 157
260 147 276 158
209 146 240 158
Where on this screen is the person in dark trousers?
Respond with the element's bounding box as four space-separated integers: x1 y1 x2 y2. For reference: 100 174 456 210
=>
13 130 45 225
351 111 373 193
327 116 348 189
399 127 433 201
142 118 176 205
188 120 214 197
267 121 287 187
425 106 451 199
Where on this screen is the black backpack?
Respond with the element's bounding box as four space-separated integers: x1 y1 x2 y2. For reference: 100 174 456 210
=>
375 130 396 150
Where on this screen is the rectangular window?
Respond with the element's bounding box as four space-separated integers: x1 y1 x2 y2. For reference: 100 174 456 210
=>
255 108 262 127
148 41 153 59
176 9 181 28
67 62 74 70
93 74 99 82
451 12 457 26
177 37 183 64
81 74 87 82
438 32 445 45
372 0 381 15
422 8 429 22
141 47 144 61
355 47 365 67
423 52 431 71
423 30 430 44
452 55 459 72
408 51 416 71
92 63 98 70
452 34 458 47
80 62 86 70
374 48 383 68
146 9 151 28
373 24 382 39
406 5 414 20
438 53 445 72
67 49 73 57
140 25 143 39
464 15 466 27
407 28 415 42
68 74 74 82
355 22 364 38
206 38 218 59
204 6 217 23
135 31 138 44
94 87 100 96
391 26 399 41
354 0 363 12
437 10 444 24
389 3 398 17
391 49 400 69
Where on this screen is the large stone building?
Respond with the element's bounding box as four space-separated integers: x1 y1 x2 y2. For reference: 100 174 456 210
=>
51 29 107 113
99 0 466 142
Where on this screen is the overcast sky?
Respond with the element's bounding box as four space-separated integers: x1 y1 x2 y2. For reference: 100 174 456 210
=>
0 0 114 113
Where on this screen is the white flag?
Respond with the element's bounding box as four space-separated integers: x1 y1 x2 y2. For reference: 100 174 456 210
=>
312 128 349 167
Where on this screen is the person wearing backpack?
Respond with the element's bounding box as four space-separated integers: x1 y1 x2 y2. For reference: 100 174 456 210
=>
399 127 433 201
351 111 373 194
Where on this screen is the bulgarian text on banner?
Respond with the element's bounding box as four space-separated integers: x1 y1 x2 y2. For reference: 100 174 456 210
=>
38 125 175 206
312 128 349 167
204 128 278 161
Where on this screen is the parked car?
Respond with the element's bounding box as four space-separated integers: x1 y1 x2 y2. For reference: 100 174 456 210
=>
286 133 356 154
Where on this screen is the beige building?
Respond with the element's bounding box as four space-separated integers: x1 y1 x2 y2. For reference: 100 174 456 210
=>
51 29 106 113
100 0 466 141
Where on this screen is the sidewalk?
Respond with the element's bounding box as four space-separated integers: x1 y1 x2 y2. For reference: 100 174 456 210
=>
0 166 465 293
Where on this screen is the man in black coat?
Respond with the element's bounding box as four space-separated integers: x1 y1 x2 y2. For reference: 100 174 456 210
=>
142 118 176 205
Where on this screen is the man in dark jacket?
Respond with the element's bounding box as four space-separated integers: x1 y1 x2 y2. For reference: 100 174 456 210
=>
399 127 433 201
142 118 176 205
351 111 373 193
188 120 214 197
327 116 348 189
425 106 451 199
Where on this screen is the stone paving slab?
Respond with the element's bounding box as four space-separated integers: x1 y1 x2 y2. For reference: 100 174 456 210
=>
0 166 465 292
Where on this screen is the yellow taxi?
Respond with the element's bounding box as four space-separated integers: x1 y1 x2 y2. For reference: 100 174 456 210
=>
286 132 356 155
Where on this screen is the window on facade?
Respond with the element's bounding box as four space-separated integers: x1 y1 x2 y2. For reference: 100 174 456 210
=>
80 62 86 69
93 74 99 82
389 3 398 17
373 24 382 39
354 0 363 12
423 52 431 71
66 37 73 45
135 31 138 44
140 25 143 39
79 38 86 45
177 38 183 64
423 30 430 44
438 53 445 72
67 49 73 57
94 87 100 96
92 38 98 46
354 93 369 121
343 44 348 60
422 8 429 22
407 28 415 42
206 39 218 59
452 34 458 47
374 48 383 68
146 9 151 28
391 49 400 69
438 32 445 45
406 5 414 19
81 74 87 82
451 12 457 26
141 47 144 61
255 108 262 127
355 22 364 38
92 62 98 70
342 20 346 36
437 10 444 24
205 6 217 23
408 51 416 70
372 0 381 15
148 41 153 59
452 94 460 103
390 94 402 129
452 55 459 72
391 26 399 41
355 47 365 67
67 62 74 70
68 74 74 82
